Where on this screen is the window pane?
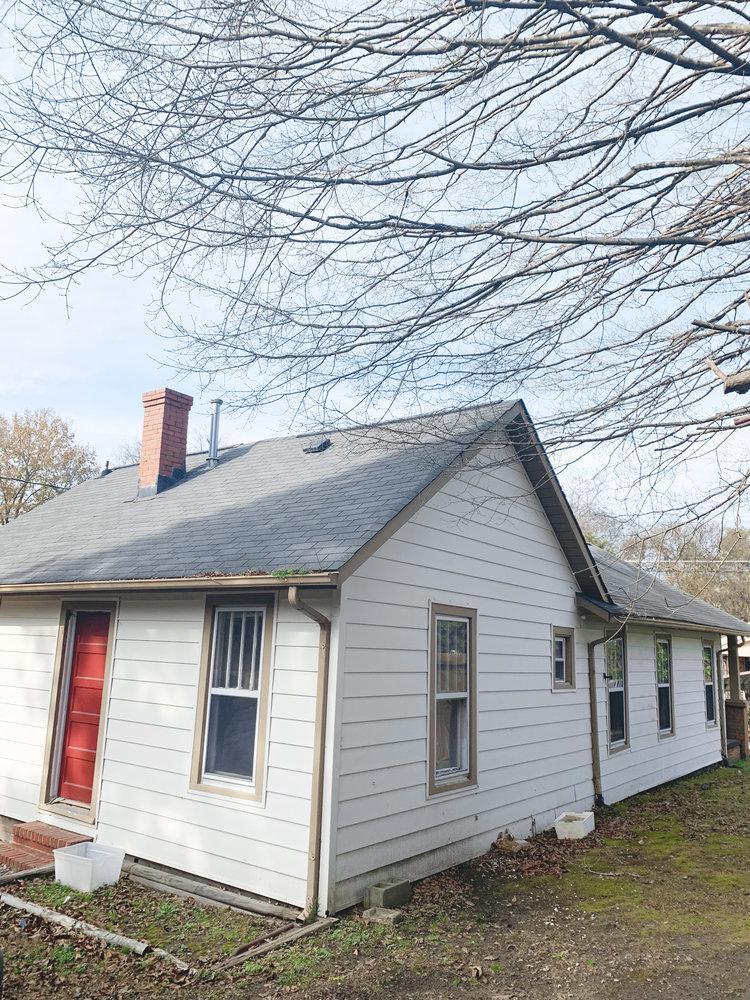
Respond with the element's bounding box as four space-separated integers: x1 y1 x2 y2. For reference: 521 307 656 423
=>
703 645 714 683
705 683 716 722
227 611 243 688
212 611 231 687
609 690 625 744
437 618 468 694
205 694 257 779
656 641 670 684
554 635 568 683
240 611 262 690
658 686 672 732
435 697 467 773
605 638 624 687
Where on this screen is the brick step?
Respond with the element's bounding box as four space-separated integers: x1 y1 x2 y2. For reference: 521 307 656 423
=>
0 841 53 872
12 821 92 854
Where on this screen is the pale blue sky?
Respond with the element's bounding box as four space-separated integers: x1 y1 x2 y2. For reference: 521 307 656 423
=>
0 195 291 464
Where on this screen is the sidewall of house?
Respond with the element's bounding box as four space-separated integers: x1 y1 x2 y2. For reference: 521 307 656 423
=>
588 624 723 803
0 596 61 826
332 440 596 912
0 589 336 910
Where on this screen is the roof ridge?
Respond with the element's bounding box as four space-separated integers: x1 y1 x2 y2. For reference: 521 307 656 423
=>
174 398 516 461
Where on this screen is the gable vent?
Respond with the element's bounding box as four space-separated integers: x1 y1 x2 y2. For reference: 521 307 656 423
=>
303 438 331 455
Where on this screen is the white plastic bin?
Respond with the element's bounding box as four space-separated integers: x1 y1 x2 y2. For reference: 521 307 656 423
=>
554 811 595 840
53 842 124 893
88 844 125 885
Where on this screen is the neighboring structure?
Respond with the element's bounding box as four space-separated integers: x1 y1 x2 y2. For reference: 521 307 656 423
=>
0 392 747 914
721 638 750 699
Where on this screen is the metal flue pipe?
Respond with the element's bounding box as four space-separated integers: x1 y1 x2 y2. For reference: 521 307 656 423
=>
207 398 223 468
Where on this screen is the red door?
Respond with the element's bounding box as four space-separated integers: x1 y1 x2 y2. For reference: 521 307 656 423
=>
58 611 110 804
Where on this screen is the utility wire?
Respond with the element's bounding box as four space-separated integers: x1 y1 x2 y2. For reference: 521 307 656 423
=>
0 474 66 491
626 558 750 565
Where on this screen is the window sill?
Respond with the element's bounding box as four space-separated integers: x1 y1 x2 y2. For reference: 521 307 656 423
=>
189 778 263 805
658 729 675 741
428 775 477 798
552 682 576 693
607 741 629 756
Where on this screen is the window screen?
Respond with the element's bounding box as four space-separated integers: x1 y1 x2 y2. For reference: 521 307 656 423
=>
203 608 264 782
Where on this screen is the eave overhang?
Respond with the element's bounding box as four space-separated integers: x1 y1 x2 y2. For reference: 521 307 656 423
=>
0 571 339 595
575 593 749 636
504 403 609 603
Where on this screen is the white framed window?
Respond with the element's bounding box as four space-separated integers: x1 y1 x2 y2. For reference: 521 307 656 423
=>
605 633 628 750
202 606 265 785
429 604 477 794
655 636 674 736
702 641 717 726
552 627 575 689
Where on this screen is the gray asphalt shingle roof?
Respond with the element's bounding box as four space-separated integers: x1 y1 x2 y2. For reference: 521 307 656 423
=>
0 399 746 635
0 403 512 586
590 544 750 634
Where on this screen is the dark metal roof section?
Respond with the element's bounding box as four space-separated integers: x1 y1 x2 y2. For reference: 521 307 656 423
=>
503 404 608 603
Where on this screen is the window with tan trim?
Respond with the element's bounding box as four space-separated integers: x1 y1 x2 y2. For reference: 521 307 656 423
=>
191 594 274 800
702 641 717 726
655 636 674 736
605 633 628 750
552 627 575 689
429 604 477 795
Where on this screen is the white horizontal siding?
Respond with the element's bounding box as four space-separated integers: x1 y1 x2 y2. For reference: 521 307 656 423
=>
332 440 595 910
0 589 332 909
594 625 722 803
0 597 59 824
96 590 332 908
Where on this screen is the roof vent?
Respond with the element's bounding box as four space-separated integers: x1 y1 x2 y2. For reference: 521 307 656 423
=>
100 461 112 477
303 438 331 455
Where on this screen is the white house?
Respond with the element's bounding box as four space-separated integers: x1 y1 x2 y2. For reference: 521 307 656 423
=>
0 390 746 915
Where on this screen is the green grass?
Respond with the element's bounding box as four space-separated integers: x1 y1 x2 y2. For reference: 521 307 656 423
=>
242 920 395 988
547 766 750 944
17 878 282 960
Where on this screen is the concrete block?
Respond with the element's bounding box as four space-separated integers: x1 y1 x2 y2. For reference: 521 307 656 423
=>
361 906 403 926
364 878 412 910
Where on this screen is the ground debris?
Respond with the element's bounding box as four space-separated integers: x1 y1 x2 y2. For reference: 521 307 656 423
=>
475 817 621 881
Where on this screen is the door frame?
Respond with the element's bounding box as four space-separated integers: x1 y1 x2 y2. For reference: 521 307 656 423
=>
40 599 118 825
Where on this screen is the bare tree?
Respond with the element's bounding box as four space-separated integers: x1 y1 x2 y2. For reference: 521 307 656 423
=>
114 429 209 467
3 2 750 517
0 410 97 523
574 496 750 620
114 438 142 467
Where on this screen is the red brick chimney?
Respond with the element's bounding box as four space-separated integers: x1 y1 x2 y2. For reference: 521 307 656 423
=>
138 388 193 497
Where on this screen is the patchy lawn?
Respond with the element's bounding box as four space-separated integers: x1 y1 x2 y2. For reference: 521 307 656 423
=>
9 876 284 962
2 763 749 999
